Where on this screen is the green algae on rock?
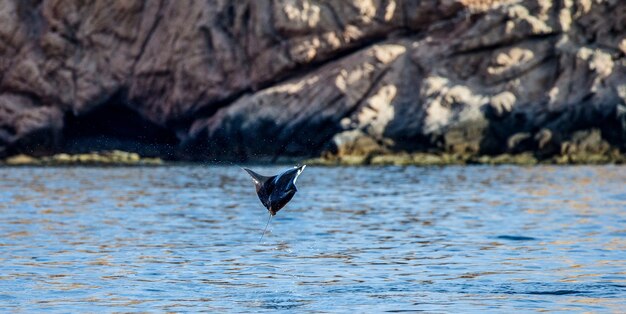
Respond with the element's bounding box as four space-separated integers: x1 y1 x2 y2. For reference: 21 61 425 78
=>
1 151 163 166
305 151 625 166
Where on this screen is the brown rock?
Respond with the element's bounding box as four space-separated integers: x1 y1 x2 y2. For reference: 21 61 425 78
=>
0 0 623 160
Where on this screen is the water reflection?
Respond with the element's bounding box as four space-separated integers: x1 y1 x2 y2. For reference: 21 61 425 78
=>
0 165 625 311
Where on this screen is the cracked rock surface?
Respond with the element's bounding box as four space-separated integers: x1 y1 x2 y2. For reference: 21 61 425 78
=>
0 0 624 160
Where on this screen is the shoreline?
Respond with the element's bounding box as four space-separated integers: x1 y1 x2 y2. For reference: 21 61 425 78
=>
304 152 626 166
1 150 625 167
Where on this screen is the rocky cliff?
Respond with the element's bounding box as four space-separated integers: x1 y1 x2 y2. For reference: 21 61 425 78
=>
0 0 624 162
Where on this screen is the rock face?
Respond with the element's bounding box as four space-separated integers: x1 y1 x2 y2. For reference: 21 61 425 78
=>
0 0 624 160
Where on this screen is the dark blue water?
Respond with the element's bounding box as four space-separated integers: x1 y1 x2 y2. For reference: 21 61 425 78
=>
1 165 625 312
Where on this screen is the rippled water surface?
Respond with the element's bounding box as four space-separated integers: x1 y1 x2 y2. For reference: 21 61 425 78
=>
1 165 625 312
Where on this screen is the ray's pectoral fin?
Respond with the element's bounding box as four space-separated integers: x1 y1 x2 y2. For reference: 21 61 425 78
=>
243 168 273 187
243 168 271 186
